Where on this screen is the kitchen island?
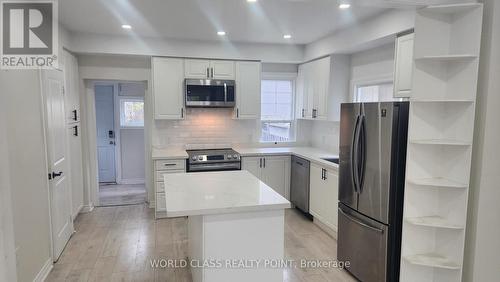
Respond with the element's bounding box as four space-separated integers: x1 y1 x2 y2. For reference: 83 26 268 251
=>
163 170 291 282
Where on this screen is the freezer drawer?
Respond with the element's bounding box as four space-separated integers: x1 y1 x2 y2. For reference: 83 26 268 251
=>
337 204 388 282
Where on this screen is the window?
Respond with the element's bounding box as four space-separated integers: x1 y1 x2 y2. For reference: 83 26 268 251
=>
119 98 144 127
354 82 396 102
260 79 295 142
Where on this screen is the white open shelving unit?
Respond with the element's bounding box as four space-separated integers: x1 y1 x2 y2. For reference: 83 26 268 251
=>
399 3 483 282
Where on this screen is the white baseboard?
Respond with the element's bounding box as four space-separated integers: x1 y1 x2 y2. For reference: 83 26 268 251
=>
72 204 84 219
119 178 145 185
33 257 53 282
80 204 94 213
313 218 338 240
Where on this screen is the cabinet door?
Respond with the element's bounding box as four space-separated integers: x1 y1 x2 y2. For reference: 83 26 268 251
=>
153 57 185 119
235 61 260 119
210 60 235 79
261 156 290 199
309 163 324 218
314 57 330 120
295 65 306 119
394 33 414 98
241 157 262 179
305 63 314 119
323 168 339 230
184 59 210 78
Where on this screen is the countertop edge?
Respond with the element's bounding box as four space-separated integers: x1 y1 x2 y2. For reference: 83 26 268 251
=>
166 203 291 218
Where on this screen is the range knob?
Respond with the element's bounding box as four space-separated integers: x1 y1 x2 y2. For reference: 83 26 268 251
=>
227 155 233 159
192 156 197 161
233 154 239 159
198 156 203 161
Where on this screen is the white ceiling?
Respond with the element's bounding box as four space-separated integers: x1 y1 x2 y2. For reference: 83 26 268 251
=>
59 0 389 45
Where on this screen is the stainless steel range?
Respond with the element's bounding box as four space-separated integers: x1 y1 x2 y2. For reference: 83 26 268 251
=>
186 148 241 173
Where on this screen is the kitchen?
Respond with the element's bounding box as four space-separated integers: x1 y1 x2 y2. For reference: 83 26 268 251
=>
0 0 499 282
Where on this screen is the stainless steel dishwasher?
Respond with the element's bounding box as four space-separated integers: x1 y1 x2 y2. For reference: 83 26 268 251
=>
290 156 310 215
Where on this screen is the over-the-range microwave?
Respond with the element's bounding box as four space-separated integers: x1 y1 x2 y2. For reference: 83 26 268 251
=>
185 79 235 107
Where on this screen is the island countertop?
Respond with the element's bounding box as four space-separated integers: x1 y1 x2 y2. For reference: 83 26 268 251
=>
164 170 291 217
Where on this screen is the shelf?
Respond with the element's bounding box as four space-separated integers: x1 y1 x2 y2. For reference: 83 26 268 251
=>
415 54 478 62
405 216 464 230
410 139 471 146
423 3 482 14
404 253 461 270
407 177 467 189
411 99 474 103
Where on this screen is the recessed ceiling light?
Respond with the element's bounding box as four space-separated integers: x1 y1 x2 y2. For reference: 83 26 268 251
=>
283 34 292 39
339 3 351 9
217 31 226 36
247 0 257 2
121 24 132 29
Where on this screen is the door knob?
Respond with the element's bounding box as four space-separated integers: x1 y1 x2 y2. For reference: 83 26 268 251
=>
109 141 115 145
48 171 63 180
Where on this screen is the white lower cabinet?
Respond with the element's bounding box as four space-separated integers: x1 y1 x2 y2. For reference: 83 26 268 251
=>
309 163 339 232
154 159 186 218
242 156 290 199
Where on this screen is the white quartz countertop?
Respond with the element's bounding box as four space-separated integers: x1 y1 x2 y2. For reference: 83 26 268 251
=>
152 147 189 160
164 170 291 217
234 146 339 170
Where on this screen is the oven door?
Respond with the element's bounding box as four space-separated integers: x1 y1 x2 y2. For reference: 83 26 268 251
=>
185 79 235 107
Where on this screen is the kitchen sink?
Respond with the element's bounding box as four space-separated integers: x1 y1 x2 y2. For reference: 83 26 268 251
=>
322 158 339 164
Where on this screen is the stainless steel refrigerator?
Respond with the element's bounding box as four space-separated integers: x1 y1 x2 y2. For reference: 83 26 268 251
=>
337 102 409 282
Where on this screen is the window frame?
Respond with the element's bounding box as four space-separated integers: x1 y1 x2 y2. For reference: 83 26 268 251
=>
119 97 145 128
349 74 394 102
260 72 297 143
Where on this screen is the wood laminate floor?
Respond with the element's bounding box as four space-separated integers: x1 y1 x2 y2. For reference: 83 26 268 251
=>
46 205 356 282
99 184 147 206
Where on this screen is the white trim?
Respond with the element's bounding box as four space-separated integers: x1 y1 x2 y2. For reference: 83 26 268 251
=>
33 257 53 282
261 72 297 80
112 84 122 184
80 204 95 213
349 73 394 102
119 178 146 185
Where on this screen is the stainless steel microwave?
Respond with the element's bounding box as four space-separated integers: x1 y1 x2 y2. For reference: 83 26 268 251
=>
185 79 235 107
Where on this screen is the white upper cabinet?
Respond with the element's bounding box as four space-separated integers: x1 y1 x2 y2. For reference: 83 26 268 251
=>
185 59 235 79
394 32 414 98
152 57 185 120
235 61 261 119
210 60 235 79
184 59 210 78
296 56 331 120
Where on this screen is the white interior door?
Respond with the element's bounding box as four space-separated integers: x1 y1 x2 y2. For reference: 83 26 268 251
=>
42 69 73 261
95 85 116 183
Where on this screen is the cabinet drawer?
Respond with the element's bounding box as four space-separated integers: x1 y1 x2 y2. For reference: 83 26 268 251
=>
156 169 185 182
156 193 166 211
155 159 185 171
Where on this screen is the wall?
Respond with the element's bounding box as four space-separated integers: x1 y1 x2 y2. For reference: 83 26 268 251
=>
304 9 414 61
68 32 304 63
0 94 17 282
1 70 52 282
120 129 145 181
350 42 395 83
464 0 500 280
152 108 260 148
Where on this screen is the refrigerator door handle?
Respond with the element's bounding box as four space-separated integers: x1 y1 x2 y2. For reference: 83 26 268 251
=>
358 115 367 192
339 208 384 233
352 115 361 192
